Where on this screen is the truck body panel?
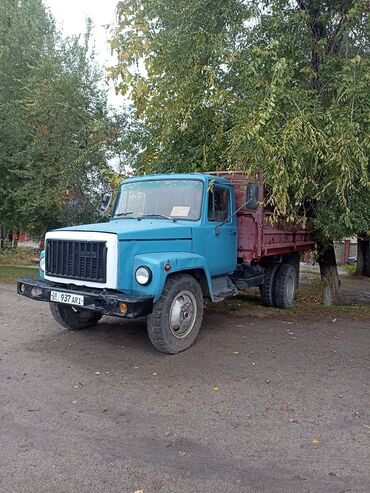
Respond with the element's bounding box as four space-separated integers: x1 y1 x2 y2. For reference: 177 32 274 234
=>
131 251 213 301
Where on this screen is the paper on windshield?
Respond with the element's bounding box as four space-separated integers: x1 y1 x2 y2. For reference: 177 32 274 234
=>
171 206 190 217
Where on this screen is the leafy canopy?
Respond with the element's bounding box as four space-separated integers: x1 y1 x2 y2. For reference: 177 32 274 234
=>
0 0 121 237
110 0 370 241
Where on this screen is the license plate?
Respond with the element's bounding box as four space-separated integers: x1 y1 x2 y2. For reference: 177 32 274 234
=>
50 290 84 306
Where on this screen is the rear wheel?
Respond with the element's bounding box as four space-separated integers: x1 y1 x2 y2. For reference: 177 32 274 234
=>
147 274 203 354
50 303 102 330
261 263 279 307
273 263 297 309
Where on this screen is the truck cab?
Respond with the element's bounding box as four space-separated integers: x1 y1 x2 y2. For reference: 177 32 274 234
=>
17 172 314 353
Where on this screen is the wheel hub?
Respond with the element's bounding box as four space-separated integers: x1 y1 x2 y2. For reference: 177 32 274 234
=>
169 291 197 339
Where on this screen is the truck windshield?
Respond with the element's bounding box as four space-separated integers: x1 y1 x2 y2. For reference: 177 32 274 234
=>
113 179 203 221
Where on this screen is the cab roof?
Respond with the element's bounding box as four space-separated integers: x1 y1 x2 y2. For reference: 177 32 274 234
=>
120 173 231 186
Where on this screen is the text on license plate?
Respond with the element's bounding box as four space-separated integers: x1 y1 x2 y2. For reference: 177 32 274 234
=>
50 290 84 306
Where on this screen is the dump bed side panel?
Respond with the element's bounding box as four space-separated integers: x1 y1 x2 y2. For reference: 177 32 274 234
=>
261 212 315 258
207 171 315 262
237 214 259 260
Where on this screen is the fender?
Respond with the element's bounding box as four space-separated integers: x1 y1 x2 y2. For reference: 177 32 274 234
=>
132 252 214 302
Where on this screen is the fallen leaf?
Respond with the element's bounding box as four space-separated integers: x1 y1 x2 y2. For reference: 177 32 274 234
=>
212 386 219 392
311 438 320 445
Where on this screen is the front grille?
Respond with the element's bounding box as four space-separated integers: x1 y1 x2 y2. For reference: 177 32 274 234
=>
45 240 107 283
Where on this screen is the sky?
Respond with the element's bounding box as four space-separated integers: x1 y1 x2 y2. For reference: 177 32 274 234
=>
44 0 123 108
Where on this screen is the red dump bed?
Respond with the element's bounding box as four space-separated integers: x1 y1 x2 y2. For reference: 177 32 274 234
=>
210 171 315 262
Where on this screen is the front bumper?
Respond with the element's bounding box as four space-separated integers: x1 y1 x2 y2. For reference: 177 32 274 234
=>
17 276 153 318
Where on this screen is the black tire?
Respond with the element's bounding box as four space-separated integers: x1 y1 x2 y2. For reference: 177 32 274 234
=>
273 263 297 309
147 274 203 354
261 263 280 307
287 254 300 295
49 303 102 330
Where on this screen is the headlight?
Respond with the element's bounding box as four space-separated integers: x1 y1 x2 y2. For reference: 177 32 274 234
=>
135 266 152 285
39 257 45 272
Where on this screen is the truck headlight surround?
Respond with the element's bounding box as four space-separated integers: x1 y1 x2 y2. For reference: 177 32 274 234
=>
39 257 45 272
135 266 152 285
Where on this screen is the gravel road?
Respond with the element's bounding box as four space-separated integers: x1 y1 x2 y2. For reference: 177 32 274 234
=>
0 283 369 493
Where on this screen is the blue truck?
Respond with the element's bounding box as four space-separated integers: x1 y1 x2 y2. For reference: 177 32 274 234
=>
17 172 314 353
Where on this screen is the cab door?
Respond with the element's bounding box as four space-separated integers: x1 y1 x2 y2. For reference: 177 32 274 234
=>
204 185 237 276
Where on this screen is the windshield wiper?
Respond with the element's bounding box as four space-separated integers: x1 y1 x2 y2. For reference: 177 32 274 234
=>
113 211 137 219
138 213 177 222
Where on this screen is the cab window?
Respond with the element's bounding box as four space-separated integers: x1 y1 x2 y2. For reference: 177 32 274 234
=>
208 187 229 222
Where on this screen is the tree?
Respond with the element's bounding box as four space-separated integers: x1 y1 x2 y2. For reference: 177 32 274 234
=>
226 0 370 304
356 232 370 276
0 0 120 246
110 0 370 304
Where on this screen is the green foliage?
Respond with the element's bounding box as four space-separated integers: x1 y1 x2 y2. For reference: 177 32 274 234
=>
109 0 251 173
110 0 370 241
0 0 122 238
344 262 357 275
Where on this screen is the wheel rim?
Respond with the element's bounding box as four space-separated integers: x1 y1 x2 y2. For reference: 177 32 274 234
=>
169 290 197 339
286 274 295 304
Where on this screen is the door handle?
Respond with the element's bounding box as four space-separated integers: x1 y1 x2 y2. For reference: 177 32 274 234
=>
228 231 237 236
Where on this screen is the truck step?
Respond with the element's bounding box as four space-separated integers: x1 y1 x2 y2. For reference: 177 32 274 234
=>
211 275 238 302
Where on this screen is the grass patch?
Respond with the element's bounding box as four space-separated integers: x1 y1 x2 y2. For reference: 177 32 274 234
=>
0 265 38 283
0 246 38 266
343 263 357 275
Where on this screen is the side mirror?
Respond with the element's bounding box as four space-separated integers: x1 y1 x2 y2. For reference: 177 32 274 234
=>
98 192 113 214
246 183 258 210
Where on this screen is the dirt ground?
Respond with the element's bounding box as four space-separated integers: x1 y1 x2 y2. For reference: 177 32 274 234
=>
0 281 369 493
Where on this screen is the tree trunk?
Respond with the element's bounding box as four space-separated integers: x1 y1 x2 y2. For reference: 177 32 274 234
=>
12 227 19 249
356 233 370 277
0 225 4 251
317 241 341 306
6 228 18 250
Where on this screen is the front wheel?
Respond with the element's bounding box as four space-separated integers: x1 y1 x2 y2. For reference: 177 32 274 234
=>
147 274 203 354
49 303 102 330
